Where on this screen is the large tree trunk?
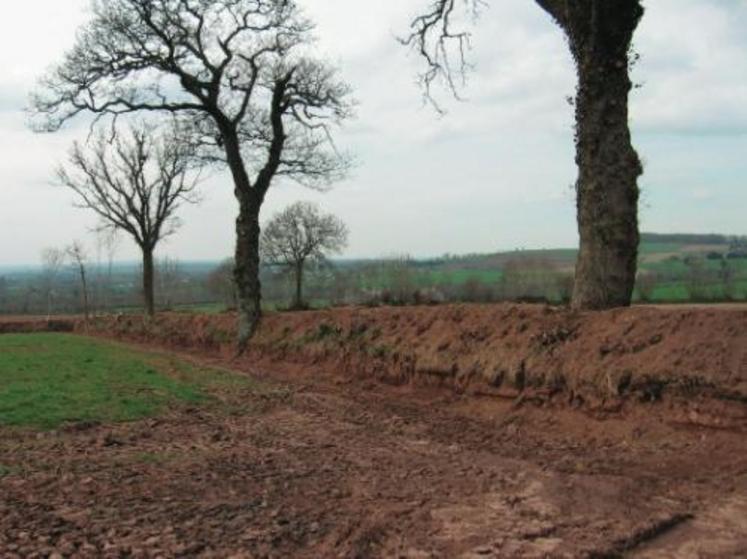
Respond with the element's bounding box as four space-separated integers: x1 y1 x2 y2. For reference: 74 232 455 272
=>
564 1 644 310
142 245 155 316
234 192 263 353
221 125 266 353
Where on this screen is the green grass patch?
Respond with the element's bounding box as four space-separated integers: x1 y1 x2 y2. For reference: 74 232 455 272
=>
638 242 684 255
172 302 228 314
429 269 504 286
639 280 747 302
0 334 252 430
649 282 690 301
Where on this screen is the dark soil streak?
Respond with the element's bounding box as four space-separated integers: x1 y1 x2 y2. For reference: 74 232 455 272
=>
589 513 695 558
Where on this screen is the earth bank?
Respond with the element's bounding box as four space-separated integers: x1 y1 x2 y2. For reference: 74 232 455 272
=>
81 304 747 424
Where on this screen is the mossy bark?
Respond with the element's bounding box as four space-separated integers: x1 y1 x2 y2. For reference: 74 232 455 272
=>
539 0 644 310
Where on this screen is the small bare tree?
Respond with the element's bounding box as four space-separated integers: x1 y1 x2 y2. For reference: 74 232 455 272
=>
206 259 238 310
31 0 354 350
684 257 710 302
378 256 418 305
0 277 8 314
719 259 738 301
261 202 348 310
67 241 91 319
57 124 201 316
155 257 183 310
40 247 66 319
635 271 658 303
96 227 121 312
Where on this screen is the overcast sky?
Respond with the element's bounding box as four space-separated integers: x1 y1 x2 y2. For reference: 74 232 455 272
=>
1 0 746 266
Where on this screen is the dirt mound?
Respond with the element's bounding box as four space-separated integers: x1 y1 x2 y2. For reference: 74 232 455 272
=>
81 304 747 418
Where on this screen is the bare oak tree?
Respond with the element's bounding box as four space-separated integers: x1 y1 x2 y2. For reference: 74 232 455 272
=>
31 0 353 349
40 248 65 320
261 201 348 310
96 226 121 312
155 256 184 309
57 124 201 316
206 258 238 310
67 241 91 319
404 0 644 310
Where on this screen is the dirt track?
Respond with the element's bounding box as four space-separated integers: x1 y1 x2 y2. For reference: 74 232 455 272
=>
2 305 747 557
1 344 746 557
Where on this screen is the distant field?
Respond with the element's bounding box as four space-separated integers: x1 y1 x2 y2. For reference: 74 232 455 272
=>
2 234 745 314
0 334 251 429
429 269 505 285
638 242 685 255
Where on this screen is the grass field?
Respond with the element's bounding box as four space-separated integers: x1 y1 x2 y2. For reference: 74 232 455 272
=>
0 334 251 429
427 269 505 285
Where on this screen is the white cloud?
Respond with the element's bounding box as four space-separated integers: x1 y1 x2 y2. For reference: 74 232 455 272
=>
0 0 746 266
633 0 747 135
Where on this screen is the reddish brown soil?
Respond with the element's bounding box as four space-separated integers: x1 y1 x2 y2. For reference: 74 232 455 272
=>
83 304 747 420
1 304 747 557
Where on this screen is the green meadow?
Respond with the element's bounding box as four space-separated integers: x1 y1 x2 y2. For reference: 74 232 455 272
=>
0 334 250 429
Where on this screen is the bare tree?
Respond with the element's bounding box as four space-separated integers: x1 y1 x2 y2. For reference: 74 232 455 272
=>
635 271 658 303
31 0 353 349
67 241 91 319
329 268 356 306
0 277 8 314
57 124 200 316
404 0 644 311
96 227 121 312
155 256 183 309
684 257 710 302
261 202 348 309
40 248 66 319
719 259 738 301
378 256 418 305
206 258 238 310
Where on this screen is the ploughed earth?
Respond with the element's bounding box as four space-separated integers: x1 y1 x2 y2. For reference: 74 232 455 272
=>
2 304 747 558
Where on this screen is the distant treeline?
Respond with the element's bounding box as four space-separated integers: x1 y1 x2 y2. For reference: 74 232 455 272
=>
3 232 747 316
640 233 747 246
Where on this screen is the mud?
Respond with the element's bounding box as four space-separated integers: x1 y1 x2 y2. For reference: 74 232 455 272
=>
1 304 746 557
82 304 747 421
1 352 746 557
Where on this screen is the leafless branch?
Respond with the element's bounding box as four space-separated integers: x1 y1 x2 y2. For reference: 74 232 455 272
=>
56 121 203 252
401 0 486 111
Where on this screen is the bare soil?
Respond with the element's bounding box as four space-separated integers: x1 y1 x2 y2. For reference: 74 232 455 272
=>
83 304 747 419
1 304 747 558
